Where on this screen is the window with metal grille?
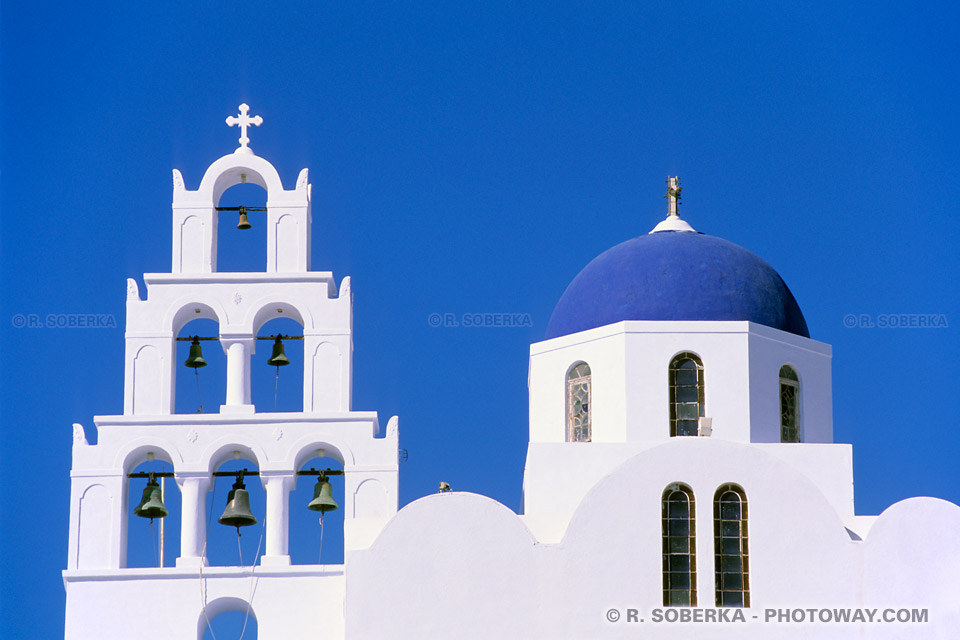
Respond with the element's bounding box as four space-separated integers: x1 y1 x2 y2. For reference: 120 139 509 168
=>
779 365 800 443
662 483 697 606
566 362 591 442
669 353 704 437
714 484 750 607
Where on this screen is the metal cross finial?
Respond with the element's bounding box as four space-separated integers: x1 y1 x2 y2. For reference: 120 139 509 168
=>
665 176 682 218
226 103 263 153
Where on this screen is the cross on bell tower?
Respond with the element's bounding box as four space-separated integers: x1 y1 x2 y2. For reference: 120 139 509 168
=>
226 103 263 154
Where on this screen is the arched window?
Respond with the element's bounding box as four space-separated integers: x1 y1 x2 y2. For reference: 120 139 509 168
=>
669 353 704 437
779 365 800 443
714 484 749 607
566 362 591 442
662 483 697 606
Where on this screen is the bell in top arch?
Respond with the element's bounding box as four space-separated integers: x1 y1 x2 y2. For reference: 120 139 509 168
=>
184 336 207 369
133 475 168 522
267 335 291 367
218 475 257 533
307 476 339 513
237 206 252 230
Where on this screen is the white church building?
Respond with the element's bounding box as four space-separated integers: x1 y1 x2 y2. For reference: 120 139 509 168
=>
63 107 960 639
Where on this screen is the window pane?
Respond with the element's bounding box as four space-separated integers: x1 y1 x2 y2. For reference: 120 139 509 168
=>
675 369 698 386
721 592 744 607
676 420 698 436
668 555 690 572
722 572 743 590
721 555 742 573
677 403 700 419
721 538 741 555
668 520 689 537
675 386 699 403
668 572 690 589
720 499 740 519
669 537 689 553
667 500 688 519
721 521 740 537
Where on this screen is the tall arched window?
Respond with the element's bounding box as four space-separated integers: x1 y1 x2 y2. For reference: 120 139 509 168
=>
779 365 800 443
566 362 591 442
714 484 749 607
662 483 697 606
670 353 704 437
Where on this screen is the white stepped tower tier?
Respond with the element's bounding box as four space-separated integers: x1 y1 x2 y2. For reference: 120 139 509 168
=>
64 107 398 640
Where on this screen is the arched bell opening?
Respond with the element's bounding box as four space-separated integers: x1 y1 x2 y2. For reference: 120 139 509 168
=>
125 457 181 568
252 317 304 413
216 182 267 272
204 456 265 568
289 453 345 565
175 318 226 415
199 599 257 640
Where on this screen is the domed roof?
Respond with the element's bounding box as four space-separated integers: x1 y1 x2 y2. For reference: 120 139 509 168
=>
545 229 809 340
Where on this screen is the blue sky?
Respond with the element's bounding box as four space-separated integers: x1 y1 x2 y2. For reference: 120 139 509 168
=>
2 2 958 637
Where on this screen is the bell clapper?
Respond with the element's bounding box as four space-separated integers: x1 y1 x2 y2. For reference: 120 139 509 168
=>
266 334 291 411
320 488 325 564
159 476 165 568
184 336 207 413
194 367 203 414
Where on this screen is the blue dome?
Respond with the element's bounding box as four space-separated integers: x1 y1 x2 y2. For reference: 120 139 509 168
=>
545 231 809 339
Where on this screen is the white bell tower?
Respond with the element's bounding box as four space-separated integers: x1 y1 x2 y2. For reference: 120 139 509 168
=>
64 106 398 639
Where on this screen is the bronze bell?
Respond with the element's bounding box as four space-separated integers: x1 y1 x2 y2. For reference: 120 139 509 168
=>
307 476 339 513
267 335 291 367
237 206 252 230
218 475 257 532
133 475 168 521
184 336 207 369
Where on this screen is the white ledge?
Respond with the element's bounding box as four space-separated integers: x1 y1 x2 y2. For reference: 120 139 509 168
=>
143 272 335 285
94 411 380 428
63 564 344 584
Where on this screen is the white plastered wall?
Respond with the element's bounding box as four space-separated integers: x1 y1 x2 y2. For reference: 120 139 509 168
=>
529 321 831 445
347 440 960 639
524 321 836 542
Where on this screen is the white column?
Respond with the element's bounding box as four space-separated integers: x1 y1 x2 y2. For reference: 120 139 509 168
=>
220 336 255 413
261 473 295 566
176 475 210 567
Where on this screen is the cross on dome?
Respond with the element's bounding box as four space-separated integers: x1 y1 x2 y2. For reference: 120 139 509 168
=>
665 176 682 217
649 175 696 233
226 103 263 154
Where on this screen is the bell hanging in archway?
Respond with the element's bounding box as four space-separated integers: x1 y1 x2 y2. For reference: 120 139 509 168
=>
267 335 291 367
218 475 257 533
133 475 168 522
184 337 207 369
307 476 339 513
237 206 252 230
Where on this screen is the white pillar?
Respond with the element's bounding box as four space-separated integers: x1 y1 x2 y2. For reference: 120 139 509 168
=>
261 472 294 566
176 475 210 567
221 336 255 413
